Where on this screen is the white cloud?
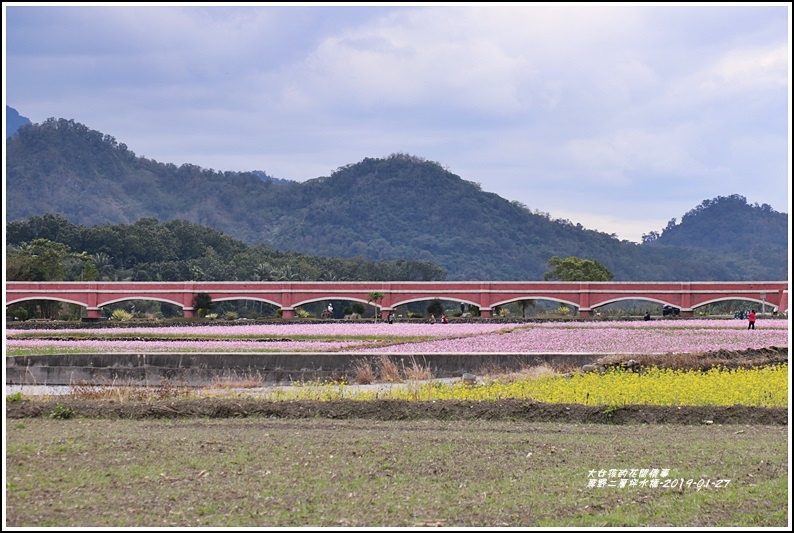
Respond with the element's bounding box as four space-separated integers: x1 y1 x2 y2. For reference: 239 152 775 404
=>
667 42 789 108
548 209 670 243
710 43 789 89
562 126 717 184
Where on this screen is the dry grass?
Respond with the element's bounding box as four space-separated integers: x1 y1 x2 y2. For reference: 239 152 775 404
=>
403 356 433 381
378 354 403 382
352 359 377 384
67 380 192 402
481 362 559 384
595 349 786 371
207 372 264 389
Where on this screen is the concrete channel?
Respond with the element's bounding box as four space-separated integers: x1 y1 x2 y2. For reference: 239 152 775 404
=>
5 352 603 387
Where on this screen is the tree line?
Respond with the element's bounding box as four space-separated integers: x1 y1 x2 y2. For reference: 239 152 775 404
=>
6 214 448 283
6 214 616 321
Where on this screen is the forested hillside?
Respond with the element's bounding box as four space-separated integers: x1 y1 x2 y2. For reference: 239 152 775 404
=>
5 118 788 281
6 215 447 282
643 195 788 281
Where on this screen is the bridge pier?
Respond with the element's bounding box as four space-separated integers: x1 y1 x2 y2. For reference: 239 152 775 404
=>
281 308 295 319
579 309 593 317
183 308 195 318
86 308 101 320
480 309 492 318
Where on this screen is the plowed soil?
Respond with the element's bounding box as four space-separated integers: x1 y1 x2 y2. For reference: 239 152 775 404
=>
5 396 787 425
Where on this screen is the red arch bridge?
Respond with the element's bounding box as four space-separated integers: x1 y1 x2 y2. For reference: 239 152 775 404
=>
5 281 788 319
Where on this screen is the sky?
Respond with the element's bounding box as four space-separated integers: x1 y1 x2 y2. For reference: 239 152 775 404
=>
3 2 791 243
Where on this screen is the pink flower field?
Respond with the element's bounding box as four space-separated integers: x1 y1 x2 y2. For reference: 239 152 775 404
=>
6 319 789 355
353 320 790 354
5 339 372 353
6 322 509 338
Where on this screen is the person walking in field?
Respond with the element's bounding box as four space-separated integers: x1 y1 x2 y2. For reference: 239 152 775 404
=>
747 309 756 330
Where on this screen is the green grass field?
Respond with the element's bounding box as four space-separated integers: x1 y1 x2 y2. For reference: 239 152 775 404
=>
4 417 788 527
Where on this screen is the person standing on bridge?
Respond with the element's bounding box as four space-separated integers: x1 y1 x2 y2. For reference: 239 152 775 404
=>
747 309 756 330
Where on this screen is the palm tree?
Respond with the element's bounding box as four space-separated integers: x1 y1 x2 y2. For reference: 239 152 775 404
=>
367 291 385 320
93 252 113 280
519 299 536 318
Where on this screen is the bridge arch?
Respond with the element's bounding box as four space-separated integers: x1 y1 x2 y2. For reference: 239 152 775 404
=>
491 295 580 310
7 295 88 309
388 296 482 312
101 296 186 309
591 296 677 311
692 296 778 312
286 296 373 311
211 296 283 309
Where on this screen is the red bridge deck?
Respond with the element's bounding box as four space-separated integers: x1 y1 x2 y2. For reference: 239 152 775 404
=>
6 281 788 319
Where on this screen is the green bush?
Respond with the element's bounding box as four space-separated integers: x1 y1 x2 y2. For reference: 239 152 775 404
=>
49 404 75 420
6 392 25 402
111 309 133 321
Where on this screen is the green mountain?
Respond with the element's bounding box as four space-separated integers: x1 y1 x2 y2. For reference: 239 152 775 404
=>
5 117 788 281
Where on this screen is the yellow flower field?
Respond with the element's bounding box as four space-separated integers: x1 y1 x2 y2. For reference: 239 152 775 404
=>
263 364 788 407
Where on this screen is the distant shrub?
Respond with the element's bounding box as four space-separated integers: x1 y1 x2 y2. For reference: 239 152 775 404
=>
111 309 133 321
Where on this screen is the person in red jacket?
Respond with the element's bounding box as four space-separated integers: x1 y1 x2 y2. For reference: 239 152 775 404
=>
747 309 756 330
